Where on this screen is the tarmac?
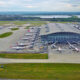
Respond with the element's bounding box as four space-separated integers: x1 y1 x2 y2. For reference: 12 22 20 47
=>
0 27 27 51
0 48 80 64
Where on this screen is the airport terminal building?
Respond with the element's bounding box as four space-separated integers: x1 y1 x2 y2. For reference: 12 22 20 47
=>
40 23 80 44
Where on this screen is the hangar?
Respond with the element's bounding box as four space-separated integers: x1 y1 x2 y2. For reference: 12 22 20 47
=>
40 23 80 44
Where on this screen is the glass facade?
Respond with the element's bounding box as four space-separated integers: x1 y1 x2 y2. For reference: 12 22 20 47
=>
41 32 80 44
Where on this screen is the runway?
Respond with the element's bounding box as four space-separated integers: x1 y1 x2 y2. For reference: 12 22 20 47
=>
0 53 80 64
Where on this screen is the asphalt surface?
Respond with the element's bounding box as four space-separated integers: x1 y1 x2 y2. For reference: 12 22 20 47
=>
0 45 80 64
0 27 27 51
0 27 11 34
0 53 80 64
40 23 80 35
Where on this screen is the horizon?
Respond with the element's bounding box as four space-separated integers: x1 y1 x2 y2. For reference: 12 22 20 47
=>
0 11 80 15
0 11 80 12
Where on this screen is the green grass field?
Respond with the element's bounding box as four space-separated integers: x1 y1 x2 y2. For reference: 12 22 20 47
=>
0 63 80 80
0 21 47 26
11 28 19 31
0 32 13 38
0 21 27 25
25 26 30 29
0 53 48 59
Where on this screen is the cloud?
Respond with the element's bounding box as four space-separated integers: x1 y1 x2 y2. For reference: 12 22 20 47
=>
24 3 38 8
26 5 33 8
0 0 16 7
0 0 80 11
24 0 32 1
71 4 80 7
24 5 37 8
0 1 7 5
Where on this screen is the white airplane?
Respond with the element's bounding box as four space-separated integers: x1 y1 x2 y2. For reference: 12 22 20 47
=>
17 43 29 46
22 37 31 40
72 47 80 52
67 41 75 49
74 25 78 28
12 46 26 50
25 33 33 36
51 42 57 49
67 41 80 52
56 47 65 53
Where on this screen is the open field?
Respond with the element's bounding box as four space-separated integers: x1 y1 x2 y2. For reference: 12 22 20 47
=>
0 21 47 26
0 53 48 59
24 26 30 29
0 21 27 25
30 21 47 26
11 28 19 31
0 32 13 38
0 63 80 80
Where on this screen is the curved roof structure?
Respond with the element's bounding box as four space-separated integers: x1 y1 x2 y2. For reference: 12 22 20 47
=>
42 32 80 36
40 23 80 36
41 32 80 43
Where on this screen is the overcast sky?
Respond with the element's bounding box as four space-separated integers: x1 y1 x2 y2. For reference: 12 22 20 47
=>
0 0 80 12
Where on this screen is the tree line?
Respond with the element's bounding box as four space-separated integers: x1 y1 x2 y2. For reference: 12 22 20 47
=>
0 15 80 22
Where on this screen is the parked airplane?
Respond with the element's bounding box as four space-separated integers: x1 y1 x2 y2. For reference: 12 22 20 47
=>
51 42 57 49
25 33 33 36
17 43 28 46
67 41 75 49
56 47 65 53
22 37 31 40
67 41 80 52
12 46 26 50
72 47 80 52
